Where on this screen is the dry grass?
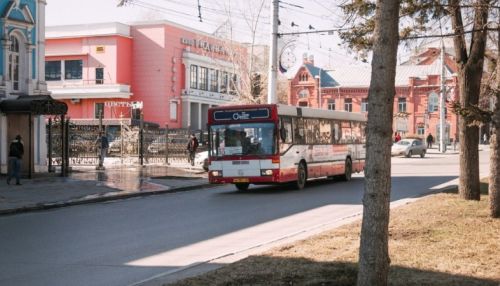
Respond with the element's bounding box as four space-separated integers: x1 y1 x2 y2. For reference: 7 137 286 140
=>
171 182 500 286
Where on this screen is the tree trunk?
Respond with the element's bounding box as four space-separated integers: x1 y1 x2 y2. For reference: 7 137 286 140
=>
490 108 500 217
356 1 400 286
458 67 481 200
449 0 489 201
490 32 500 217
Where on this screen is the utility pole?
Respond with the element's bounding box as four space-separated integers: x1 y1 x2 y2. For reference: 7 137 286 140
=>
267 0 279 104
439 40 446 153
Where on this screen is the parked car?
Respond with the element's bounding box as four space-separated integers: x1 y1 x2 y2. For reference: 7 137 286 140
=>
194 151 209 171
147 137 189 154
391 138 426 158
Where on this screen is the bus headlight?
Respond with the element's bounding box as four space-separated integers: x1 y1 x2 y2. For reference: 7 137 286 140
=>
211 170 223 177
260 169 273 176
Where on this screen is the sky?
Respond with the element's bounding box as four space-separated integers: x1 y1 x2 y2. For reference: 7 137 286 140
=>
45 0 370 75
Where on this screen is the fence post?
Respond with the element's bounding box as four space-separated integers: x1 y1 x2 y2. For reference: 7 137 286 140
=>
120 114 124 165
165 124 169 165
60 115 66 177
64 118 70 176
48 118 53 173
139 111 144 166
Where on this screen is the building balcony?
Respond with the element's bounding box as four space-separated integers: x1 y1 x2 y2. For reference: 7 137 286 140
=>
47 80 132 100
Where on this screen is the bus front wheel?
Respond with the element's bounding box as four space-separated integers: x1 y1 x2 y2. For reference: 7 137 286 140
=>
295 162 307 189
235 183 250 191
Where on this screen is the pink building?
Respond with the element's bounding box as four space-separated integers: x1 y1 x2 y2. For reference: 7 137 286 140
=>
46 21 246 130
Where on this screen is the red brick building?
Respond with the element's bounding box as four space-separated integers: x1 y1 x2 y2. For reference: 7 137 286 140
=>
288 48 460 142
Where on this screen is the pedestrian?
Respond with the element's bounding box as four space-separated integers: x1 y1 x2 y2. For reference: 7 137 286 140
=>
7 135 24 185
186 133 199 166
394 132 401 143
453 136 458 151
426 133 434 149
483 133 488 145
96 131 109 168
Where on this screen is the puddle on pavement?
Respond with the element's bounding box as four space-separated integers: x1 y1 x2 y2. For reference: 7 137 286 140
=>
69 166 192 193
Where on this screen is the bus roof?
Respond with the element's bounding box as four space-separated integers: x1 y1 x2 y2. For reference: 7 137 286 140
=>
277 104 367 122
208 104 367 123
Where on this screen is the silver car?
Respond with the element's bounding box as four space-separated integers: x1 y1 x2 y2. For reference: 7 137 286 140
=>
391 138 426 158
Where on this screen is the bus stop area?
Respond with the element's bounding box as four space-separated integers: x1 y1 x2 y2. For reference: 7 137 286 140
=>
0 163 210 216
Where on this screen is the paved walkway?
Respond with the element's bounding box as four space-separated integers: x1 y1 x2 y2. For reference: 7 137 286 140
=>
0 163 210 215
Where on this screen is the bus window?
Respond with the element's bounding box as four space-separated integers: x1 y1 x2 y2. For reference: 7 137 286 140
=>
341 121 352 143
332 121 341 144
304 118 320 144
293 117 305 144
279 117 293 153
319 119 331 144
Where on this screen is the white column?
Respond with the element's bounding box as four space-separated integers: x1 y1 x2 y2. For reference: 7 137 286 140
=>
198 102 202 129
36 0 48 93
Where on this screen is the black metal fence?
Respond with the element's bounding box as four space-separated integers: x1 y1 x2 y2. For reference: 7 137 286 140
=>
47 119 207 168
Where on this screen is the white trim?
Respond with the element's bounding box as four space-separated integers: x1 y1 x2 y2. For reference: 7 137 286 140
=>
46 22 131 39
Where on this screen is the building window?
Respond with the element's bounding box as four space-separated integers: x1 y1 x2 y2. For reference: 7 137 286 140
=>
417 126 425 135
95 103 104 119
199 67 208 90
170 101 177 120
298 89 309 98
220 72 228 93
428 92 439 112
299 73 308 82
398 97 407 113
361 98 368 112
344 98 352 112
45 61 61 81
131 108 141 120
327 99 335 110
190 65 198 89
64 60 83 80
209 69 218 92
96 68 104 84
9 35 20 91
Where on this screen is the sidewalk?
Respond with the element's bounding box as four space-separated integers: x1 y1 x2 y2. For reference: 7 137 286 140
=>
0 163 211 215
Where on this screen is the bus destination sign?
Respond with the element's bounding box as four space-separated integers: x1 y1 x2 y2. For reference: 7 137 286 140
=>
213 108 270 121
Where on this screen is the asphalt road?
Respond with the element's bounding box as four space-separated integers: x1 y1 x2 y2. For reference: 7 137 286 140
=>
0 148 491 286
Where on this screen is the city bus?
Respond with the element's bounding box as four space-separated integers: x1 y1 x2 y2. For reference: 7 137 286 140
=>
207 104 366 191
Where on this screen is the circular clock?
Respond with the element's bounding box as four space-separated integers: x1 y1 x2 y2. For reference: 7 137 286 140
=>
280 47 297 72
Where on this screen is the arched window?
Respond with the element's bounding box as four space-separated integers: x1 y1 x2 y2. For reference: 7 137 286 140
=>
9 35 20 91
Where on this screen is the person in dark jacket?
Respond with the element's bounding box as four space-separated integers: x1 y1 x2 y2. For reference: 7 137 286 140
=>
96 131 109 168
7 135 24 185
186 134 199 166
426 133 434 149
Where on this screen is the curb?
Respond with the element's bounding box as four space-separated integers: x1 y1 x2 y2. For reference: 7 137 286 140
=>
0 182 216 216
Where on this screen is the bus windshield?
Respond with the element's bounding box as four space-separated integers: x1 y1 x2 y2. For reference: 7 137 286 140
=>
210 122 276 157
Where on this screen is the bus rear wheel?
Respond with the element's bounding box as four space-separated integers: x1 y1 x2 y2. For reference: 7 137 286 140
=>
235 183 250 191
295 162 307 189
342 159 352 181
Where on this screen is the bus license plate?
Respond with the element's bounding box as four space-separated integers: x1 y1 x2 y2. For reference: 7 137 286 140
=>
233 178 249 183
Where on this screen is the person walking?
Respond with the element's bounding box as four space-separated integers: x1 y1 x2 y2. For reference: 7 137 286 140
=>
96 131 109 169
426 133 434 149
7 135 24 185
186 133 199 166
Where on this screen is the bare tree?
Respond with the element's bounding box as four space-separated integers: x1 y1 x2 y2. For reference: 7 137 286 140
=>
449 0 491 200
489 22 500 217
357 1 400 285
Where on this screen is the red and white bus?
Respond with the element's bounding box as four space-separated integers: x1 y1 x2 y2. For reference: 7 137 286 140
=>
207 104 366 191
